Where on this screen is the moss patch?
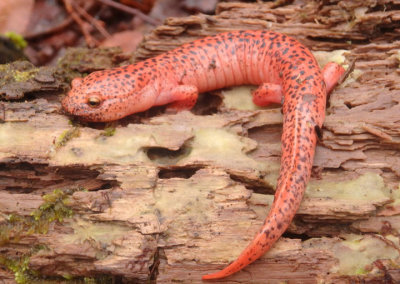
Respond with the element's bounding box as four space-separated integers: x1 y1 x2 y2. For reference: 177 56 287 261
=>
54 127 81 150
0 61 38 85
0 255 38 284
0 188 82 283
1 189 75 246
4 32 27 50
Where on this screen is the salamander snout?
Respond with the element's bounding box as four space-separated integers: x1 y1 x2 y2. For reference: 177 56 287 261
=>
61 75 134 122
61 78 107 121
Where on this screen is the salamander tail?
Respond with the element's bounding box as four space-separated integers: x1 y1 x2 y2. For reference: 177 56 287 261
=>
202 189 301 280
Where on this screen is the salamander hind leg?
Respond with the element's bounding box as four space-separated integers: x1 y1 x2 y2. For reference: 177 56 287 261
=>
252 83 283 107
167 85 199 111
322 62 346 94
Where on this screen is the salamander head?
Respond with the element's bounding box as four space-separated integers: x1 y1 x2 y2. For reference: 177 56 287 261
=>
62 68 156 122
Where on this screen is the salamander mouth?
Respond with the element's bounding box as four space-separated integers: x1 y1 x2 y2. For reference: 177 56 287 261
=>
61 96 73 114
61 96 125 122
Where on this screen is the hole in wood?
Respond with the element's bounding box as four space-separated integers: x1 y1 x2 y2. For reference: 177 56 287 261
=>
158 166 202 179
0 163 116 193
145 145 191 165
190 92 222 115
344 102 353 109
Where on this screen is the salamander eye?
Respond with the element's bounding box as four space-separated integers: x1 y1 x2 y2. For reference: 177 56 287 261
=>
87 96 102 108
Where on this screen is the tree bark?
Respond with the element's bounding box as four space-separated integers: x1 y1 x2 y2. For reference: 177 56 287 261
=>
1 1 400 283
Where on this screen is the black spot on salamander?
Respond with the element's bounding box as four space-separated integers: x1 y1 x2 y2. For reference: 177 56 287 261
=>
302 93 317 103
295 177 305 184
269 34 278 41
208 59 216 70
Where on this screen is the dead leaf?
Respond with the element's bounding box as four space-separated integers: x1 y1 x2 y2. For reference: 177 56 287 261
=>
0 0 34 34
100 30 144 53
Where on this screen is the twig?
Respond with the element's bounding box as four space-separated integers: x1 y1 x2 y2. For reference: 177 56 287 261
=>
24 17 75 40
72 1 112 40
25 1 98 40
63 0 99 47
95 0 161 26
338 58 356 85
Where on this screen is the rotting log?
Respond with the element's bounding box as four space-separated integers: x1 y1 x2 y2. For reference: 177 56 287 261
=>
1 1 400 283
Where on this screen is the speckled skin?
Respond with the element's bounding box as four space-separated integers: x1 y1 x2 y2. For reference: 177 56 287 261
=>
62 30 345 280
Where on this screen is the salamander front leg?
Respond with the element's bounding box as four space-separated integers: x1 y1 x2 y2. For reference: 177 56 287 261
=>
252 83 283 107
167 85 199 111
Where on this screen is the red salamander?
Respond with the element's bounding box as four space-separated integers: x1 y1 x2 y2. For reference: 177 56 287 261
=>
62 30 345 280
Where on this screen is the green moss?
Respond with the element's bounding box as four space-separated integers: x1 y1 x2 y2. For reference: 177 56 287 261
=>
56 46 131 83
0 64 38 83
83 276 117 283
62 273 74 280
0 189 80 283
0 255 39 284
1 189 75 243
100 126 116 137
0 64 8 72
30 189 74 233
55 127 80 149
355 267 368 275
13 69 38 82
4 32 27 49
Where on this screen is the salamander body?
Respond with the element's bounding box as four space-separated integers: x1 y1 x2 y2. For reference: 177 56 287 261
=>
62 30 345 280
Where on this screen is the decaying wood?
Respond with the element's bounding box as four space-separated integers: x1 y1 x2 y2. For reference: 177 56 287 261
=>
1 1 400 283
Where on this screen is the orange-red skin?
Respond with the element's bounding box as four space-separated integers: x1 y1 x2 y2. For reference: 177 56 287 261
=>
62 30 345 280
